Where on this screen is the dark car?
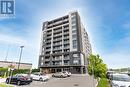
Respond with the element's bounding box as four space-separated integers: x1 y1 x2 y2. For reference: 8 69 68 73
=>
6 74 32 85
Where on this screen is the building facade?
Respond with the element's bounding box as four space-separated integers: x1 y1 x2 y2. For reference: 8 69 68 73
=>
38 11 92 74
0 61 32 69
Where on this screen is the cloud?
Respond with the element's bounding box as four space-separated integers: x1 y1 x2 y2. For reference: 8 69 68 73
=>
102 33 130 69
103 52 130 69
0 34 28 46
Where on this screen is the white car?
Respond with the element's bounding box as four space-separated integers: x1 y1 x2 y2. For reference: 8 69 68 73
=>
52 72 68 78
62 71 71 77
31 73 49 81
110 73 130 87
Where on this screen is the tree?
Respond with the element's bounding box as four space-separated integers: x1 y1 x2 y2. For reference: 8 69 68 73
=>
88 54 107 78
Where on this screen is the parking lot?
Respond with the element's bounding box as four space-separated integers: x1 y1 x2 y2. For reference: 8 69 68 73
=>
14 74 97 87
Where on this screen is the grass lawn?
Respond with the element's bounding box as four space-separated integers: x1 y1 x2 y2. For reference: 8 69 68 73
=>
0 83 14 87
98 78 110 87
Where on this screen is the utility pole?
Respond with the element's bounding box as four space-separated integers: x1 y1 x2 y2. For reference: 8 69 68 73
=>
18 46 24 70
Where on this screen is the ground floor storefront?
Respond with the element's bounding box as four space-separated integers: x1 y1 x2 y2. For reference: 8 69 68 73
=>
40 66 87 74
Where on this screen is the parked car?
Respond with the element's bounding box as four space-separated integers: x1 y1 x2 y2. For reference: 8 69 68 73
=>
52 72 68 78
62 71 71 77
107 71 114 79
110 73 130 87
30 73 49 81
16 74 33 82
6 74 32 85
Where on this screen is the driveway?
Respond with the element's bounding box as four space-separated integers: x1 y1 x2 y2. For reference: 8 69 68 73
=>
15 74 98 87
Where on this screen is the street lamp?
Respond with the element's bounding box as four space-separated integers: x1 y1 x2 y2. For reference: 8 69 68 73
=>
18 46 24 70
4 45 10 61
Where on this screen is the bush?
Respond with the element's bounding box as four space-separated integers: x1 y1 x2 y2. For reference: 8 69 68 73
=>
12 69 30 75
0 68 30 77
0 68 8 77
31 68 40 73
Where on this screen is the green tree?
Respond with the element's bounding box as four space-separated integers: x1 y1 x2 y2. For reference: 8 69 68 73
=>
88 54 107 78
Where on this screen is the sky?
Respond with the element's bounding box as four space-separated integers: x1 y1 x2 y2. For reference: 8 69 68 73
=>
0 0 130 69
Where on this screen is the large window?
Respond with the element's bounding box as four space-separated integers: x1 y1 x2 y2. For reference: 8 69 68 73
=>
72 34 77 39
71 14 77 49
72 30 76 34
73 40 77 48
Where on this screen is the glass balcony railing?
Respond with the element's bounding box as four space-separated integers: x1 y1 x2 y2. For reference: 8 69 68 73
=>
53 33 62 37
53 48 62 50
64 41 69 44
53 38 62 41
52 57 62 61
64 46 69 49
46 49 51 51
53 42 62 45
53 29 62 33
64 57 69 60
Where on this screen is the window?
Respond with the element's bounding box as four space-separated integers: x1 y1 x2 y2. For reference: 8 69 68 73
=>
73 40 77 48
41 57 44 60
73 60 79 65
72 25 76 29
41 62 43 65
72 34 77 39
73 53 78 57
71 17 76 22
72 30 77 34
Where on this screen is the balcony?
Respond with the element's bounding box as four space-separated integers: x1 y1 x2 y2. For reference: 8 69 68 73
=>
64 32 69 35
53 22 63 28
64 49 70 52
64 41 69 44
53 47 62 51
53 50 62 54
64 57 70 60
45 44 51 47
53 38 62 42
46 49 51 51
53 33 62 37
64 63 70 65
53 29 62 33
64 28 69 30
52 63 62 66
46 40 51 43
53 43 62 46
44 64 50 66
64 46 69 49
64 36 69 40
46 32 52 35
63 19 69 22
45 51 51 55
52 57 62 61
46 36 51 39
44 58 50 61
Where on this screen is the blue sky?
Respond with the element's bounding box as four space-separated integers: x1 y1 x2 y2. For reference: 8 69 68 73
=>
0 0 130 69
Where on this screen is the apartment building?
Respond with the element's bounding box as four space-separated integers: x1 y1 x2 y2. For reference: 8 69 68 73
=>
38 11 92 74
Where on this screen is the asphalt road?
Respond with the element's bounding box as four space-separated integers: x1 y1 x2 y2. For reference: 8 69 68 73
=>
15 74 97 87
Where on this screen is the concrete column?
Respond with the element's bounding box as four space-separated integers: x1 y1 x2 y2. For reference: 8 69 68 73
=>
80 67 84 74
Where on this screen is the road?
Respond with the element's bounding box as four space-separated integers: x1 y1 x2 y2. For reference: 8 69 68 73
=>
15 74 98 87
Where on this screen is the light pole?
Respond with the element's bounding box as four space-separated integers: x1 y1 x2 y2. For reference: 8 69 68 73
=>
4 45 10 61
18 46 24 70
